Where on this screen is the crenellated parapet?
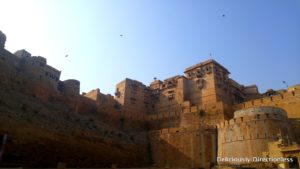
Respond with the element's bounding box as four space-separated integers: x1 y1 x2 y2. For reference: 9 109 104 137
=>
234 89 300 118
217 106 294 165
12 49 62 89
148 125 217 136
218 107 288 129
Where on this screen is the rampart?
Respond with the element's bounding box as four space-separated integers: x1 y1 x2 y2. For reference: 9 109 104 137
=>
217 107 293 165
149 126 217 169
1 30 300 168
233 89 300 119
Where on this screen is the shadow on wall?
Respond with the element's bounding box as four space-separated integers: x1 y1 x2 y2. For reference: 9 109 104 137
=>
149 128 217 169
150 138 193 168
148 92 182 130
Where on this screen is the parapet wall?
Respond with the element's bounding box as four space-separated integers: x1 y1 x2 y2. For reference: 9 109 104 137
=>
60 79 80 96
217 107 293 165
218 107 288 129
148 101 232 130
234 89 300 118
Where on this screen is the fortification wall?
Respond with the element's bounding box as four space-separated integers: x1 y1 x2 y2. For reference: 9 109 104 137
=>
1 48 63 92
148 101 232 130
0 49 20 76
149 126 217 169
234 89 300 119
217 107 293 165
115 78 150 121
82 88 148 131
61 79 80 97
19 56 61 89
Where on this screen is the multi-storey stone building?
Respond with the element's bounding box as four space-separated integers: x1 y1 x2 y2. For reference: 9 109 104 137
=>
112 59 300 168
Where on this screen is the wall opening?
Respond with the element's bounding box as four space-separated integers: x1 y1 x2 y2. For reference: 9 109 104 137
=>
288 156 299 169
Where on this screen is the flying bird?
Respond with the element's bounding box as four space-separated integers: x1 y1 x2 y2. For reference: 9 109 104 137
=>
65 55 68 57
222 14 226 17
120 34 123 37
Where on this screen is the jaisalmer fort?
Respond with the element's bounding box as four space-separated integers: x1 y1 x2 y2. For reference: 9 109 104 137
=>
0 30 300 169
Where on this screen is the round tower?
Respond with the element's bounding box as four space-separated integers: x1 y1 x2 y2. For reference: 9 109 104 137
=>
217 106 293 165
61 79 80 97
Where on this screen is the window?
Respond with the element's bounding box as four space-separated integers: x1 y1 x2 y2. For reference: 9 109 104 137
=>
256 114 260 119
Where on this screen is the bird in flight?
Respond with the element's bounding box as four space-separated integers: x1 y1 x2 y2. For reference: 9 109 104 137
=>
65 54 68 57
120 34 123 37
222 14 226 17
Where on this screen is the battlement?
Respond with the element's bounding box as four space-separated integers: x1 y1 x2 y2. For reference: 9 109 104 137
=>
218 113 288 129
148 100 227 121
148 103 206 121
184 59 230 74
217 106 295 165
234 88 300 118
237 88 300 108
148 125 216 136
218 106 288 129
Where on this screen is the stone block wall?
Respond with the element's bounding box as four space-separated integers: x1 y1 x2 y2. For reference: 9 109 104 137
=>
217 107 293 165
60 79 80 97
149 127 217 169
115 78 150 121
233 89 300 119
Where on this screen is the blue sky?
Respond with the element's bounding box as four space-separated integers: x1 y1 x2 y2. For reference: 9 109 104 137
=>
0 0 299 94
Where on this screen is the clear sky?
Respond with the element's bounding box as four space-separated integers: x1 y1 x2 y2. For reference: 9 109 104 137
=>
0 0 299 94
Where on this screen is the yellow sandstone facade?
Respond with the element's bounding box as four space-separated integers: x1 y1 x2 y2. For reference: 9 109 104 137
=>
0 30 299 168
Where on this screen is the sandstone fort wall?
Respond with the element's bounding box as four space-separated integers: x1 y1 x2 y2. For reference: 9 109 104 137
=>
217 107 293 165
